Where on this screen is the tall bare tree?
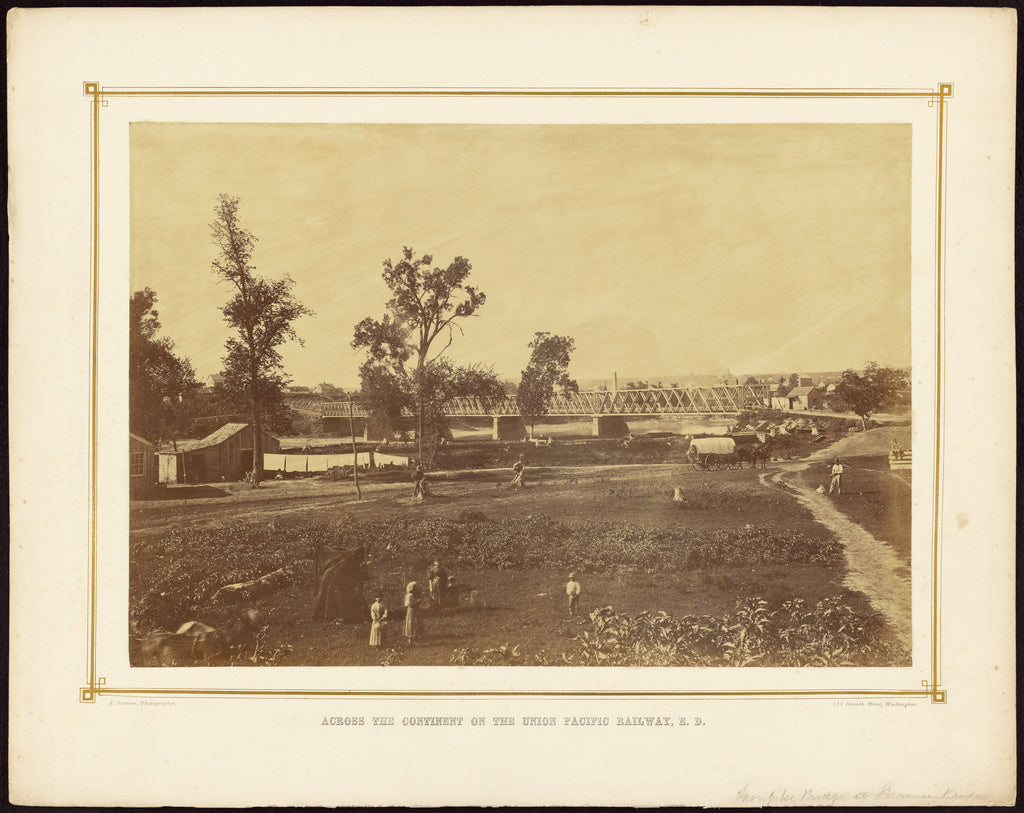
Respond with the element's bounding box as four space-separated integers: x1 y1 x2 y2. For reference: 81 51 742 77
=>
210 194 312 483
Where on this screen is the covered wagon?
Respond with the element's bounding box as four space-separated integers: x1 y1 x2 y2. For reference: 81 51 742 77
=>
686 436 738 471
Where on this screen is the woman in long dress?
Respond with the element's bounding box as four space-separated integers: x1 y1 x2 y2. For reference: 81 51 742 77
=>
369 596 387 647
404 581 422 643
428 560 447 611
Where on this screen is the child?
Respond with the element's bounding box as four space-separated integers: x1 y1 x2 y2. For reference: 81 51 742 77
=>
404 581 423 643
369 595 388 647
566 572 582 618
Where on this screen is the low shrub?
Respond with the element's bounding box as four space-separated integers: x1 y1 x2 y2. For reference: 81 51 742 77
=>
448 597 909 667
574 598 909 666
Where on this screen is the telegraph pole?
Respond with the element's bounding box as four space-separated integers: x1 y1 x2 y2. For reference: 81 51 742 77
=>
348 398 362 500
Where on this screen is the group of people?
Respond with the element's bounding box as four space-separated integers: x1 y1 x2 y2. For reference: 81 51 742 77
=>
368 567 585 648
368 560 457 648
409 457 526 500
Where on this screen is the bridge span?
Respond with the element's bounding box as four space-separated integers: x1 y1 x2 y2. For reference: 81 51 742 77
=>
321 385 770 440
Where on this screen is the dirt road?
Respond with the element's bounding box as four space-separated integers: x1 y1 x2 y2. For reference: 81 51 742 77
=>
764 433 912 647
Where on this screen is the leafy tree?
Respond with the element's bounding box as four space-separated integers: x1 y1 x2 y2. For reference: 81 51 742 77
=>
356 358 411 440
745 376 760 385
518 333 578 437
210 194 313 482
213 352 296 436
831 362 910 429
129 288 199 440
352 246 493 465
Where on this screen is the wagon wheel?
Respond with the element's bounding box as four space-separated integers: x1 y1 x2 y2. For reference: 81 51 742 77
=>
704 454 716 471
690 457 703 473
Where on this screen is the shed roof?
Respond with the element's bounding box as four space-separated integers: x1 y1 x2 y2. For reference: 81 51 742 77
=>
159 422 256 454
788 386 818 397
129 432 155 447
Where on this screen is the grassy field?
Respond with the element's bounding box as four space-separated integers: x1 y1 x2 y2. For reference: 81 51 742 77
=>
793 454 911 569
130 431 912 666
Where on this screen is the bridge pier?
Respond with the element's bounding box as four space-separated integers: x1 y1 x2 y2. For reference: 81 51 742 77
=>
592 415 630 438
492 416 527 441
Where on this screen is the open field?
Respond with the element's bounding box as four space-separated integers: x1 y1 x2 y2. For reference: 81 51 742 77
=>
130 428 912 667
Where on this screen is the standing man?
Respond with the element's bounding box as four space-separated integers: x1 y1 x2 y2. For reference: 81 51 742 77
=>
829 457 844 495
412 465 425 499
566 572 582 618
511 457 525 490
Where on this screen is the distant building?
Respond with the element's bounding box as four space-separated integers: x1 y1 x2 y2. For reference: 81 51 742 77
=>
287 385 312 395
313 383 337 395
796 375 814 387
202 374 226 394
157 423 281 484
129 432 157 497
787 386 824 411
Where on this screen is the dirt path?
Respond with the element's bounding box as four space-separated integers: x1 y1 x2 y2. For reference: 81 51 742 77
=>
762 440 911 647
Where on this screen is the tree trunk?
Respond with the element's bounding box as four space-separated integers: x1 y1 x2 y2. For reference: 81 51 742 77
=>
415 358 423 467
251 361 263 483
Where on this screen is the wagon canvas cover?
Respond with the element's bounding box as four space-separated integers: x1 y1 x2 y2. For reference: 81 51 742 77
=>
687 437 736 455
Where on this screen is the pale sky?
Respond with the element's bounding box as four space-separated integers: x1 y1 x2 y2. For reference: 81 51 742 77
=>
131 123 911 388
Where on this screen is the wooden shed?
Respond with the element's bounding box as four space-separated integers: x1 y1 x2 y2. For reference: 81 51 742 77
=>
787 386 824 411
129 432 157 497
158 423 281 484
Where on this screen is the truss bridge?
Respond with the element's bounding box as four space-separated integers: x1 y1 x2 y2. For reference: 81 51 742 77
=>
321 385 770 440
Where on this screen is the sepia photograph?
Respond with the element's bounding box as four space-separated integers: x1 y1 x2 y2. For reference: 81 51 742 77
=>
9 7 1015 807
129 122 913 669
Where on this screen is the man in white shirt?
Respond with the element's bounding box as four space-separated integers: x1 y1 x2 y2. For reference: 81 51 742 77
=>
829 457 844 495
566 572 581 617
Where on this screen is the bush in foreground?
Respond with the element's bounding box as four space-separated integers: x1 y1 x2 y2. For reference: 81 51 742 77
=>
449 597 909 667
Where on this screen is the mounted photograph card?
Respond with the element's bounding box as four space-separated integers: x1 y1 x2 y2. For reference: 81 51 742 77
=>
8 7 1016 807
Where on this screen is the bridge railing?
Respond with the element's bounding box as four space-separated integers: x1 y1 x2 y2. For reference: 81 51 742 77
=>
321 385 770 418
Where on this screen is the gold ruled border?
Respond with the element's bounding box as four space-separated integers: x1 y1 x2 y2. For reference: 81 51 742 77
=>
81 83 950 704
